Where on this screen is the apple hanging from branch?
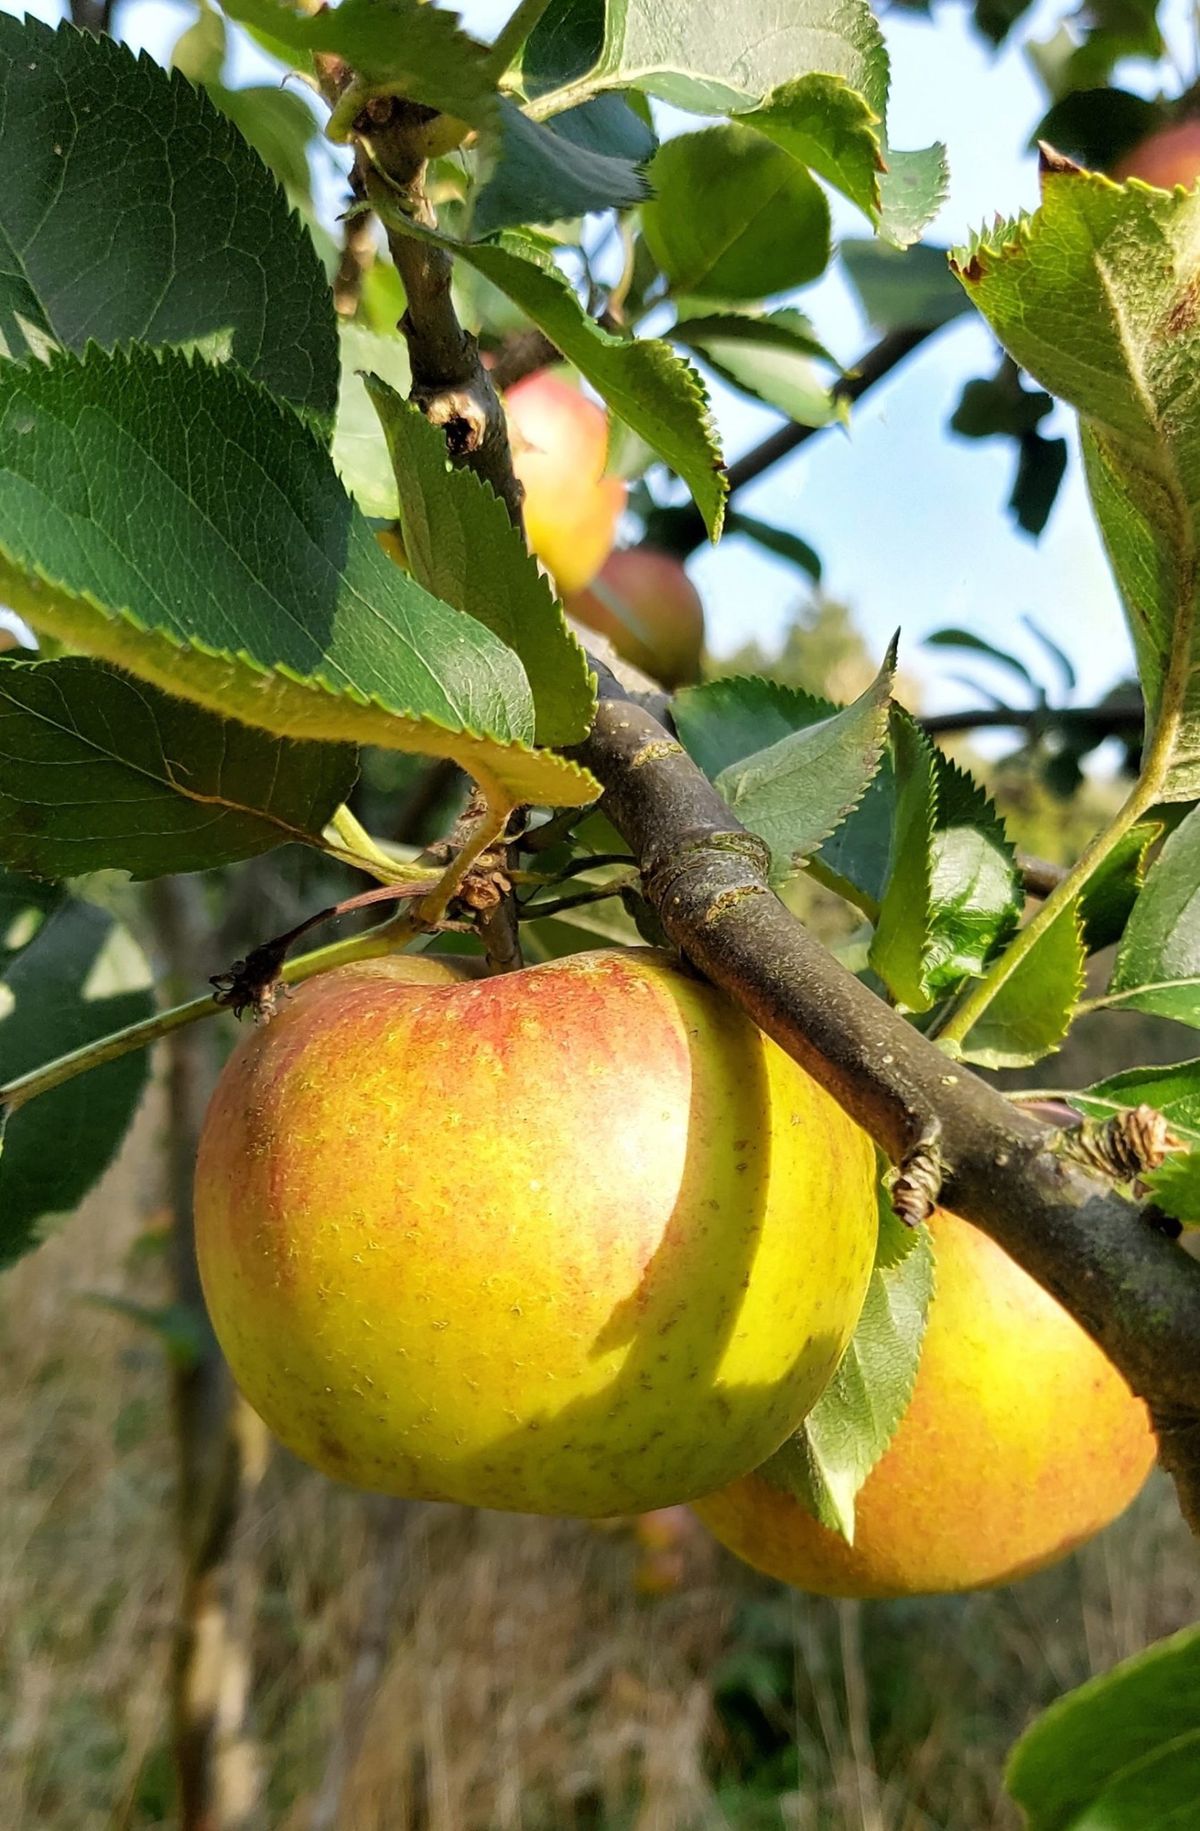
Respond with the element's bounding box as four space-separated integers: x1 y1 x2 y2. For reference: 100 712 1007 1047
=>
194 949 879 1517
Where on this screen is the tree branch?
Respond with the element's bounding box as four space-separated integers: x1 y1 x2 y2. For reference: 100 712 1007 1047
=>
922 701 1143 739
572 672 1200 1534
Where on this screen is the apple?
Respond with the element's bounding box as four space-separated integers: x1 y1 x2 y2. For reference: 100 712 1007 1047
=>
566 548 706 688
692 1209 1156 1596
1113 119 1200 190
194 949 878 1517
505 371 627 594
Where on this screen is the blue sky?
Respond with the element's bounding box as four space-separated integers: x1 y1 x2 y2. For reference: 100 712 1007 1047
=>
8 0 1196 716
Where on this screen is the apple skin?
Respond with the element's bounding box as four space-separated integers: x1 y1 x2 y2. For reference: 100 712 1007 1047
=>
1113 119 1200 190
505 372 627 594
194 949 878 1517
566 548 706 688
693 1210 1156 1596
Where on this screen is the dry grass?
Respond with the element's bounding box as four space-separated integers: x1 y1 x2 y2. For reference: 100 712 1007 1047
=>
1 1088 1196 1831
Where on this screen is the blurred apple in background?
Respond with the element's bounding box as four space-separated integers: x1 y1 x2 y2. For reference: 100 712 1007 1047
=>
1112 118 1200 189
567 547 706 688
505 371 627 593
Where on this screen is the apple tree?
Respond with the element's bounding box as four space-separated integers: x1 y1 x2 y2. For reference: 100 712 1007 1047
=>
1 0 1199 1822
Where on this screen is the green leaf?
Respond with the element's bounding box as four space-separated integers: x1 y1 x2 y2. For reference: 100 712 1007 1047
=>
866 725 1023 1010
1078 821 1160 952
209 82 318 204
333 323 413 518
738 77 884 228
671 309 838 426
0 344 594 810
924 756 1022 1000
756 1195 934 1541
221 0 497 138
953 171 1200 798
0 655 357 879
724 510 822 582
674 657 893 883
590 0 889 118
547 94 656 165
710 663 893 881
528 0 942 243
926 624 1037 689
641 125 830 302
172 0 227 84
376 222 726 538
472 97 648 237
0 15 336 421
841 239 971 331
0 871 59 972
875 142 950 251
364 380 595 747
1006 1626 1200 1831
956 899 1086 1069
1068 1060 1200 1225
869 709 937 1009
1106 803 1200 1027
0 878 154 1269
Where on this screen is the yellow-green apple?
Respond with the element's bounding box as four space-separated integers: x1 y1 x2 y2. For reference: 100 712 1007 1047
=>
566 548 706 688
693 1209 1155 1595
194 949 877 1517
1113 118 1200 189
505 371 626 593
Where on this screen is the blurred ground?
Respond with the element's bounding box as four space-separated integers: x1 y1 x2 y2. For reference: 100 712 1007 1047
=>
2 1022 1196 1831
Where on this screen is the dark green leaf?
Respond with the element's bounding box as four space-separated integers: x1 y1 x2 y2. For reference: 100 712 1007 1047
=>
364 380 595 747
1011 431 1068 536
925 626 1037 691
672 309 833 366
0 872 60 973
0 15 336 420
954 173 1200 797
869 709 937 1008
724 511 822 582
472 97 648 237
544 93 656 164
1032 88 1165 174
1078 821 1159 953
642 126 830 301
1068 1059 1200 1225
0 656 357 879
956 899 1086 1068
950 370 1054 441
756 1198 934 1540
1107 804 1200 1027
672 309 837 426
1006 1625 1200 1831
841 239 971 331
0 881 154 1269
0 344 593 808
